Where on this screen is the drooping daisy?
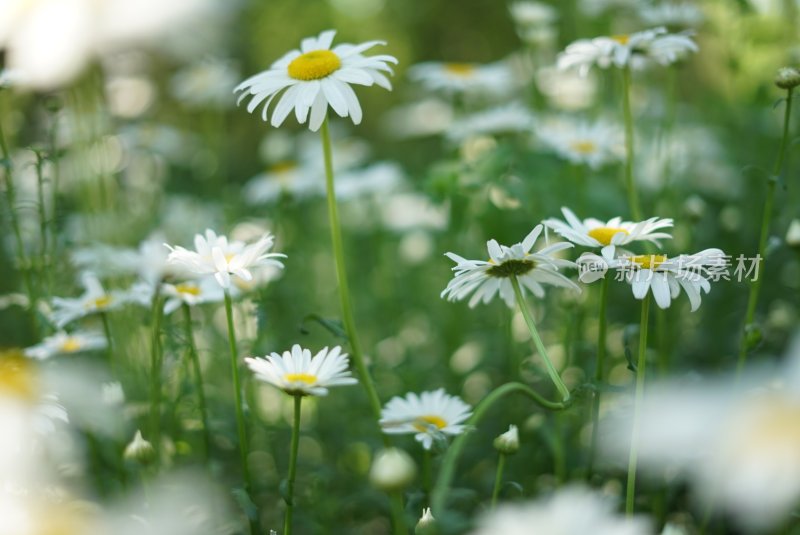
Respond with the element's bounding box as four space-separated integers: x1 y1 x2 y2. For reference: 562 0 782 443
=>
162 277 225 315
557 27 697 75
24 331 107 360
544 207 673 260
535 116 622 169
408 61 516 98
245 344 357 397
50 273 124 328
379 389 473 450
164 229 286 289
577 249 726 310
234 30 397 131
441 225 579 309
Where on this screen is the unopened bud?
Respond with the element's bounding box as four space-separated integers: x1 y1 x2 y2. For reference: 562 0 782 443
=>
493 425 520 455
124 430 155 465
775 67 800 89
415 507 436 535
369 448 416 491
786 219 800 248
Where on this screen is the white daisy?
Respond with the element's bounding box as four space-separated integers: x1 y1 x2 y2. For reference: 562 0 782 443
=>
469 486 651 535
245 344 357 397
535 116 623 169
557 27 698 75
577 249 726 310
24 331 107 360
408 61 516 98
50 273 124 328
164 229 286 289
445 103 536 142
234 29 397 132
441 225 579 309
162 277 225 315
169 57 239 108
544 207 673 260
242 160 319 205
638 2 705 28
379 389 473 450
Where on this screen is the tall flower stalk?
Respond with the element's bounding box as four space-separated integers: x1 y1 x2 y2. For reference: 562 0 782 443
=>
621 65 642 222
182 303 211 460
587 275 610 476
626 293 651 515
284 395 302 535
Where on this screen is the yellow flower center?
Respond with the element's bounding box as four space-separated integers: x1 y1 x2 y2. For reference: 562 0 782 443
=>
90 295 112 309
588 227 629 246
570 140 598 154
0 350 37 400
175 283 201 296
630 254 667 269
612 34 630 45
284 373 318 385
413 415 448 432
288 50 342 81
60 338 82 353
269 161 298 174
444 63 476 76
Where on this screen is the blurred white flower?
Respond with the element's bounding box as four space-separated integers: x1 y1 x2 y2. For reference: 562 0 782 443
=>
245 344 357 397
544 207 673 260
50 273 125 328
162 277 225 315
535 66 598 110
235 30 397 131
558 27 697 75
25 331 107 360
101 381 125 406
383 98 454 138
446 103 535 141
493 424 520 454
164 229 285 289
123 429 155 464
379 193 448 231
441 225 579 308
602 337 800 531
579 0 639 16
170 58 239 108
509 1 558 27
335 161 405 200
469 486 651 535
535 116 622 169
379 388 472 450
786 219 800 248
409 61 517 98
638 2 705 28
369 447 417 491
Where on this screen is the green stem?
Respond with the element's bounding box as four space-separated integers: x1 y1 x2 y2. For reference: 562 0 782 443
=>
431 382 568 514
587 275 609 478
34 151 48 273
182 303 211 461
490 453 507 508
422 448 432 500
101 311 114 366
319 117 387 443
622 65 642 221
224 291 254 493
509 275 570 402
284 395 302 535
389 490 408 535
625 293 651 516
149 290 163 458
737 87 794 374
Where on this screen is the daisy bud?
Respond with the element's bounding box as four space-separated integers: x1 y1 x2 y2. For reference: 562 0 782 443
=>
415 507 437 535
786 219 800 248
124 430 155 465
369 448 417 491
775 67 800 90
493 425 520 455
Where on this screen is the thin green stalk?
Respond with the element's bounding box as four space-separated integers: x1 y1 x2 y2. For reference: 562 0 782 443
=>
101 311 114 366
738 87 794 373
422 448 432 499
223 291 254 493
509 275 570 402
621 65 642 221
149 290 164 457
588 275 609 478
319 117 387 443
182 303 211 461
389 490 408 535
490 453 507 508
284 395 302 535
626 293 651 516
34 151 48 272
431 382 569 514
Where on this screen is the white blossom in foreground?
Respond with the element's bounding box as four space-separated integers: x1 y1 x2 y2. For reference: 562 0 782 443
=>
544 207 673 260
235 30 397 131
602 337 800 532
469 486 651 535
557 27 697 75
245 344 357 397
25 331 107 360
164 229 286 289
441 225 579 308
379 389 472 450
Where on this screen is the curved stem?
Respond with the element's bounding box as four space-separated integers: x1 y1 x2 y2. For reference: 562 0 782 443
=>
284 395 302 535
320 117 387 443
587 275 609 478
738 87 794 374
490 453 507 508
182 303 211 461
224 291 254 494
626 293 651 516
431 382 568 514
622 65 642 221
509 275 570 402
